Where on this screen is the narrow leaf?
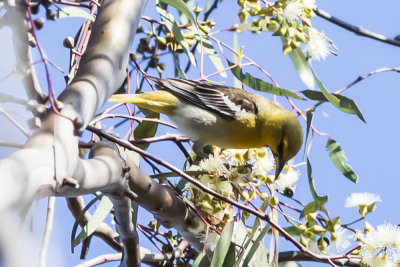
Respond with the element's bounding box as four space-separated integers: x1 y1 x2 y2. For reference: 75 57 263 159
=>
303 109 313 156
302 90 366 123
242 226 269 267
133 111 160 150
228 61 303 100
131 201 139 228
326 139 358 183
159 0 195 22
222 244 236 267
242 198 269 251
58 7 95 21
305 158 328 215
73 196 113 247
301 90 327 101
192 252 210 267
301 201 319 217
211 221 234 267
233 33 242 88
288 48 314 90
71 195 103 253
282 226 300 236
173 53 187 79
157 5 197 67
312 72 366 122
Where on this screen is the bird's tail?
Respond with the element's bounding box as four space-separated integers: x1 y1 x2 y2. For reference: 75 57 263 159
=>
108 90 179 115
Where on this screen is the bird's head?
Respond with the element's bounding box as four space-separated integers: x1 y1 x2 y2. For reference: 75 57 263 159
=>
271 112 303 180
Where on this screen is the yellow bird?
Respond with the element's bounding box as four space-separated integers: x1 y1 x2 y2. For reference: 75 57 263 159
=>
109 76 303 178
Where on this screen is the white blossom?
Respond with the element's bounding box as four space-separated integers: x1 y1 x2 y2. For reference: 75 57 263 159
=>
283 0 303 23
306 28 331 61
199 154 227 175
359 223 400 266
303 0 317 9
271 168 300 192
253 150 275 177
344 192 382 208
328 228 354 254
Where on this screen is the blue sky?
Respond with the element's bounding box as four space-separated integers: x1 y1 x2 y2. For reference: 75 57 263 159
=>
1 0 400 266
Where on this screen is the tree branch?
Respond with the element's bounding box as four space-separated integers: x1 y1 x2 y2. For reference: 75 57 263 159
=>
279 251 361 267
316 8 400 47
0 1 148 265
8 2 47 104
39 196 56 267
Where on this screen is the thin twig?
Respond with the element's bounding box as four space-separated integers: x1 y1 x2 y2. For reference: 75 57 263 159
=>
0 140 24 148
39 196 56 267
91 114 177 129
0 92 28 106
130 134 189 145
316 8 400 47
0 106 29 137
74 253 122 267
279 251 361 266
304 67 400 114
336 67 400 95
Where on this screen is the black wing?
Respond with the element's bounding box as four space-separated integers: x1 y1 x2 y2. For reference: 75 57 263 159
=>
147 76 258 120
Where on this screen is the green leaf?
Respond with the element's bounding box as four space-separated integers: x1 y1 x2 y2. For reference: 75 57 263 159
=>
301 201 319 217
222 244 236 267
312 72 366 123
301 90 326 101
288 48 314 90
254 241 269 267
211 221 234 267
133 111 160 150
159 0 195 22
272 226 300 237
233 33 242 88
304 158 328 216
73 195 113 247
57 7 95 21
193 252 210 267
228 61 303 100
157 5 197 67
70 195 103 253
131 201 139 228
302 90 366 123
326 139 358 183
242 226 269 267
173 53 188 79
282 226 300 236
303 109 313 156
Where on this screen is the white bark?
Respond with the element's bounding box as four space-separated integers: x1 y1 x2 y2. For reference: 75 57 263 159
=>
0 0 148 211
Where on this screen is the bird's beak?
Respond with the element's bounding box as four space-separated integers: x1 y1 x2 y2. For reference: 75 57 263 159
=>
274 154 285 180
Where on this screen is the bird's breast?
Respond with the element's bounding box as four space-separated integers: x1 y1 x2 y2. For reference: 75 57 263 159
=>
168 105 273 149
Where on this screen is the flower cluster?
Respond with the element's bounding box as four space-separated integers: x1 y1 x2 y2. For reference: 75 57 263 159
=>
185 146 300 232
358 223 400 266
237 0 332 60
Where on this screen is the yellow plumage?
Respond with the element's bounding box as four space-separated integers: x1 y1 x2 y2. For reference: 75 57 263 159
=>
109 77 303 178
